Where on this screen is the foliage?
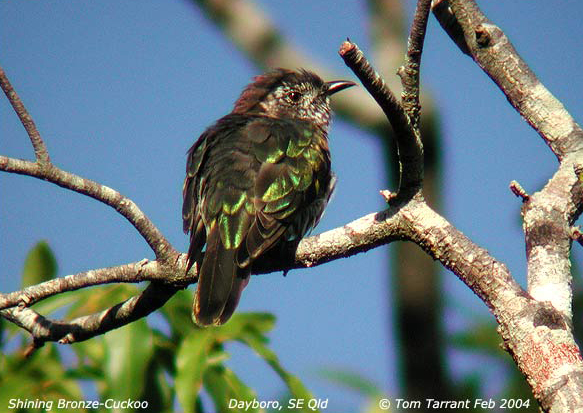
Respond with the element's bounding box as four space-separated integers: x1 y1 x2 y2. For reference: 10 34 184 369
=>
0 242 318 413
2 242 552 412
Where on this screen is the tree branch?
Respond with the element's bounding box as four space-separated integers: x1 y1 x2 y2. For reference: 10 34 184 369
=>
1 62 182 352
433 0 583 161
0 156 176 262
0 209 395 312
3 4 583 407
436 0 583 317
399 0 431 128
0 194 537 351
0 206 398 345
0 258 183 310
432 0 583 409
1 282 179 350
339 41 423 197
437 0 583 319
0 65 50 164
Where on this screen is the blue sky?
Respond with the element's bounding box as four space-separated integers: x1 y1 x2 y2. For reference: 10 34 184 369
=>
2 1 582 411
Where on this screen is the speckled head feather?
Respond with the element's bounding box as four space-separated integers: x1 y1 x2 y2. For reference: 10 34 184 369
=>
231 68 353 132
233 69 324 114
233 68 292 114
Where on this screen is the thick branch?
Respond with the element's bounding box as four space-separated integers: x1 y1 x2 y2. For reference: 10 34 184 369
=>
438 0 583 334
433 0 583 409
434 0 583 160
2 282 179 348
400 201 583 409
521 164 582 318
436 0 583 321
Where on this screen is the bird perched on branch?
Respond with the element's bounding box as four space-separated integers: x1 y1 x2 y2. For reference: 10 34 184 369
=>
183 68 355 326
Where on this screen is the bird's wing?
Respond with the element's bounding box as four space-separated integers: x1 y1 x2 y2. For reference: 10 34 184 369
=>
236 118 333 268
182 127 213 272
183 115 332 325
184 115 257 324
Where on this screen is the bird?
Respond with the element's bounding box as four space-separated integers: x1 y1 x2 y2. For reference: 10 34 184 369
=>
182 68 355 326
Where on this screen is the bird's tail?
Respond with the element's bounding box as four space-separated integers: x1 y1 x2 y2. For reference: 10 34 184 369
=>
193 225 249 326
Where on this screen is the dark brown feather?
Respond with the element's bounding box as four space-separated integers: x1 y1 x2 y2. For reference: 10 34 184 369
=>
184 69 352 326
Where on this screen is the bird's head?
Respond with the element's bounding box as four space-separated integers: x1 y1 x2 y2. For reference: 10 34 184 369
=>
233 68 355 128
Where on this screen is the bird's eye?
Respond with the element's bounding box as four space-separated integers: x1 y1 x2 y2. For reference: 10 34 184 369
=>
286 91 302 103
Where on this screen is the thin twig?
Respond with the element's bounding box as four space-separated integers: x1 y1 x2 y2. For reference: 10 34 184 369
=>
0 64 50 164
339 41 406 129
0 155 176 261
509 180 530 202
399 0 432 127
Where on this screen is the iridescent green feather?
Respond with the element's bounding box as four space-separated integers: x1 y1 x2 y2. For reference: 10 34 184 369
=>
222 190 247 215
219 213 250 249
261 174 295 202
262 192 295 214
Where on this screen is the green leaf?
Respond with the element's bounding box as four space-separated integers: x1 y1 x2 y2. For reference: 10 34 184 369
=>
318 368 382 398
362 397 394 413
21 240 57 288
70 334 107 375
204 365 258 413
318 370 393 413
240 331 314 402
66 284 139 319
173 312 281 412
0 345 83 408
159 289 194 341
175 329 215 413
102 318 154 404
213 312 276 343
141 354 176 413
33 289 89 318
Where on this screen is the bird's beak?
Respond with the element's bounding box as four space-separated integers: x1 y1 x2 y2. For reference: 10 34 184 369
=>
325 80 356 96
